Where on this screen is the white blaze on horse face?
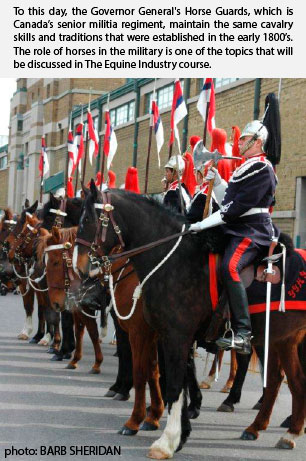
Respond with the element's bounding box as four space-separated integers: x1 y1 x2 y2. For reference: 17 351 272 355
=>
149 391 183 458
72 245 80 276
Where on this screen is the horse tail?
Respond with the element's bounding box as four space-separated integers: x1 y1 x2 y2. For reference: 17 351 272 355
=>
276 232 295 255
298 334 306 376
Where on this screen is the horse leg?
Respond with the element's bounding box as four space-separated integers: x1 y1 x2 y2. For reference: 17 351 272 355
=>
119 331 153 435
18 284 34 340
241 345 284 441
275 335 306 449
144 340 165 430
66 312 85 370
218 351 252 412
29 301 45 343
221 350 237 393
148 337 191 459
187 346 202 419
112 314 133 401
199 350 224 389
82 313 103 374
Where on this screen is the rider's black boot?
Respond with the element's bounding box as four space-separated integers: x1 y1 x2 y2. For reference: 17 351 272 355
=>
216 280 252 355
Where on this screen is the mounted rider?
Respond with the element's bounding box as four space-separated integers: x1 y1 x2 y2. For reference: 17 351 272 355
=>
163 155 191 214
190 93 281 354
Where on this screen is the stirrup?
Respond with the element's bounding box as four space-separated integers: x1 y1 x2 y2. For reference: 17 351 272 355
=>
221 321 235 349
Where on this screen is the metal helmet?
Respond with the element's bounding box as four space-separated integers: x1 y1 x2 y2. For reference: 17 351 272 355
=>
164 155 185 173
240 120 268 144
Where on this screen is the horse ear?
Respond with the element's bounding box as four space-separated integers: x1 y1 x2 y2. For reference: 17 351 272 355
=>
82 183 90 197
90 179 97 200
28 200 38 214
24 199 30 209
51 226 61 243
5 208 13 220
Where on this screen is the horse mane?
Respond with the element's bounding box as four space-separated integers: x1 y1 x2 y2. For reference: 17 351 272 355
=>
37 226 78 266
112 190 226 254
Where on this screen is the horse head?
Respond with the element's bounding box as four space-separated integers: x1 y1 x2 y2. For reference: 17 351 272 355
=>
6 200 38 262
39 226 79 312
74 180 123 278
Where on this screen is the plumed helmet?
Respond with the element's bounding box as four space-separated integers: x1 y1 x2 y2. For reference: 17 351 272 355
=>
164 155 185 173
189 135 201 152
240 120 268 144
125 167 140 194
107 170 116 189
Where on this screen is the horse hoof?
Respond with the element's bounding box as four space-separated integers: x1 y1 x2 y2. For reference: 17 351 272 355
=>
280 415 291 428
89 368 101 374
147 448 170 459
188 407 200 419
47 347 57 354
220 386 231 393
118 426 138 436
140 421 158 431
62 353 72 360
66 363 77 369
252 401 262 410
104 389 117 398
51 354 63 362
217 403 234 412
29 338 39 344
17 333 28 340
240 430 257 441
199 381 211 389
113 393 130 401
275 437 296 449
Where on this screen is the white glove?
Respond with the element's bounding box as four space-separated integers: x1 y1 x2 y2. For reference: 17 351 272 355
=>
189 210 225 233
205 167 222 186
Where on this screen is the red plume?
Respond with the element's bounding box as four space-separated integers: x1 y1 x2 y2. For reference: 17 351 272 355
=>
210 128 227 155
108 170 116 188
189 135 201 152
125 167 140 194
231 126 241 157
67 177 74 198
211 128 233 182
182 153 196 197
95 172 102 187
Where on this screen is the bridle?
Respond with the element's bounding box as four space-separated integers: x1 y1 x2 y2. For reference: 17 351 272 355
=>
75 191 125 265
44 241 76 293
49 199 67 228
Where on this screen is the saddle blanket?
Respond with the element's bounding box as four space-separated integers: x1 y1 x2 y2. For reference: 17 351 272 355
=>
247 249 306 314
208 249 306 314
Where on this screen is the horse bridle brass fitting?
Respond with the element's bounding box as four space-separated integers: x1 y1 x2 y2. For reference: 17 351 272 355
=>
44 241 75 293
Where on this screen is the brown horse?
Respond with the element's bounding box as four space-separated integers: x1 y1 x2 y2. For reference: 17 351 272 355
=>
41 226 165 433
37 226 102 374
76 186 306 457
80 245 165 435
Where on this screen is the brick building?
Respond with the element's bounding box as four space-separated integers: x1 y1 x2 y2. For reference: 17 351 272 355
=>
3 78 306 246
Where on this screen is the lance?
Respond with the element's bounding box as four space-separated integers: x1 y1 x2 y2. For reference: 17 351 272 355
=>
39 145 44 204
74 104 83 193
82 89 92 184
100 93 110 191
144 80 156 194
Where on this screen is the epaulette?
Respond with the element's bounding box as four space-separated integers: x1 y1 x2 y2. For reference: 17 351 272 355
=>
231 156 273 183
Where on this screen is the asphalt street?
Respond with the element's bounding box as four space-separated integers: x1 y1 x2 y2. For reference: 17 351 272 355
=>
0 293 305 461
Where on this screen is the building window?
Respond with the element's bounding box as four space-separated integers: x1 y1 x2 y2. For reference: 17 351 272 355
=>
60 129 64 145
0 155 8 169
46 84 51 99
110 101 135 127
198 78 240 91
145 81 184 113
17 119 23 131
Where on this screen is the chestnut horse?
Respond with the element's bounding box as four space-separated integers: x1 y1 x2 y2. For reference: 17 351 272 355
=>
37 226 103 373
75 184 306 458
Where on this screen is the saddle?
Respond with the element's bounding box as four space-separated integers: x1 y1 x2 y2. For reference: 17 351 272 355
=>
241 252 282 288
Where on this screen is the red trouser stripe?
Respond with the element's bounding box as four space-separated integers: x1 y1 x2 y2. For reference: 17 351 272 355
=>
228 238 252 282
209 253 219 310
